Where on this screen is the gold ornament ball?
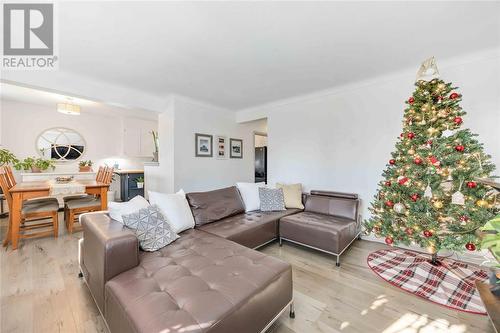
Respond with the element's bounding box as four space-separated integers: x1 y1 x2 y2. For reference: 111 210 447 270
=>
433 200 444 209
408 149 415 155
438 110 448 118
437 83 446 90
476 199 488 208
427 127 439 136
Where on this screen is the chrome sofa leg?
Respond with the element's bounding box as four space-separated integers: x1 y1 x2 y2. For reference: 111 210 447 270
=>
279 237 282 247
289 302 295 318
335 255 340 267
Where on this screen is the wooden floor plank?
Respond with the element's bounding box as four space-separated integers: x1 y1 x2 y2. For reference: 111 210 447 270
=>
0 214 493 332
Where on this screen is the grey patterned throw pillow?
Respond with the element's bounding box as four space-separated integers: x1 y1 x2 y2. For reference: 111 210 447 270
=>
122 205 179 251
259 188 286 212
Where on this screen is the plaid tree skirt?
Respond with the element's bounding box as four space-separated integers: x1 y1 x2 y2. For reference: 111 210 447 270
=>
367 248 488 315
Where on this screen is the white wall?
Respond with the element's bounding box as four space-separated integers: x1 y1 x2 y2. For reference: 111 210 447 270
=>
236 52 500 223
0 100 155 171
154 96 267 193
174 96 266 192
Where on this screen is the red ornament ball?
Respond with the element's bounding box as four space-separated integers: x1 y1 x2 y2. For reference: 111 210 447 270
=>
437 96 444 101
389 159 396 165
465 243 476 251
385 237 394 245
405 228 413 236
423 230 433 238
453 116 463 125
398 177 409 185
385 181 392 187
408 97 415 104
414 157 423 165
450 92 460 100
466 181 477 188
459 215 469 222
407 132 415 139
426 140 433 145
455 145 465 152
410 193 419 202
385 200 394 208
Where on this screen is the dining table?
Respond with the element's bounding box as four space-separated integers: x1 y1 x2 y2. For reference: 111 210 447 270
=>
6 180 109 250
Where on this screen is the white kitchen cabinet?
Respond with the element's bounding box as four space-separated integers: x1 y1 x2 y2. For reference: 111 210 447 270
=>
123 118 157 157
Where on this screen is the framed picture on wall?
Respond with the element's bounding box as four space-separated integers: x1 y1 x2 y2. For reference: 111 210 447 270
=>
230 138 243 159
195 133 213 157
216 136 227 159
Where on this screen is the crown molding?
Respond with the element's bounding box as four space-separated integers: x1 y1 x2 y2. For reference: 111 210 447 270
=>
236 47 500 123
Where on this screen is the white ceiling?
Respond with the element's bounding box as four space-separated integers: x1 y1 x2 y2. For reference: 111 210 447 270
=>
7 1 500 110
0 83 159 120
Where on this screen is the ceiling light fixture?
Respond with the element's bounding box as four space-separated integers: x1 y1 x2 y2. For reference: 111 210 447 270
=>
57 102 81 115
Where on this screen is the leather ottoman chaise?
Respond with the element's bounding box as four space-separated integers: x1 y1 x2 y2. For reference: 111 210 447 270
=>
279 190 361 267
80 213 295 333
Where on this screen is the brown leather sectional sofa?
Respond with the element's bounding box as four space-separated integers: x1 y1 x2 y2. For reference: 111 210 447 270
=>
79 186 360 333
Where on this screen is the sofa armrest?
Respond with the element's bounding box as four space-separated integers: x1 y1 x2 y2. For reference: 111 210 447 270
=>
81 212 139 315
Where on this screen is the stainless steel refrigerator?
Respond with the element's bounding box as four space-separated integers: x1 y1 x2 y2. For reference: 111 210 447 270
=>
255 147 267 183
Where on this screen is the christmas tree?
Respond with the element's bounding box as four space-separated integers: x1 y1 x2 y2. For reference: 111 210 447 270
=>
365 62 497 256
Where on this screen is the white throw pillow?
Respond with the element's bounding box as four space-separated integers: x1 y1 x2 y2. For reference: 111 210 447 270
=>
108 195 150 223
236 182 266 212
148 189 195 233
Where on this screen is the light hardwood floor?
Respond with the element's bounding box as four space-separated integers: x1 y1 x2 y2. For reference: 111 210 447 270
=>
0 213 493 333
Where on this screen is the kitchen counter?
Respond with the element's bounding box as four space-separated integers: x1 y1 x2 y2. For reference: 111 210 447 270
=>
114 169 144 174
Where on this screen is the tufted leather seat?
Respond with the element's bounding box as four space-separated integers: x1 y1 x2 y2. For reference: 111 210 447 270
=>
104 229 292 333
198 209 301 248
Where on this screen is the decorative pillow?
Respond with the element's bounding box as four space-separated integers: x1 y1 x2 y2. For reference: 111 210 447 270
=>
186 186 245 226
276 183 304 209
122 205 179 251
148 189 195 233
236 182 266 212
259 188 286 212
108 195 150 223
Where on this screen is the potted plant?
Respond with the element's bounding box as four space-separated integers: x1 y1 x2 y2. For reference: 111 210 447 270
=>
14 157 55 173
480 214 500 295
151 131 159 162
79 160 93 172
0 148 18 166
135 176 144 189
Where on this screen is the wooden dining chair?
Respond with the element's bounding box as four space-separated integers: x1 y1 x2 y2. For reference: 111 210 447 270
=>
64 166 113 233
0 166 59 248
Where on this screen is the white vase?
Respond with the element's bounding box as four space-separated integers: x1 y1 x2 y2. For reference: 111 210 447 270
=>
137 182 144 189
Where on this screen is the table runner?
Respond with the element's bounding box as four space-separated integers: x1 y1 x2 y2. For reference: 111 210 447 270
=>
49 180 86 196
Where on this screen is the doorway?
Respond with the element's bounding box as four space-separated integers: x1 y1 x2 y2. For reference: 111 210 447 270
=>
254 132 267 183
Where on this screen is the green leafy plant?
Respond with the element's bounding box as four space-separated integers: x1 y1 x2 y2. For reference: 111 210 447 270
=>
79 160 93 167
0 148 19 166
151 131 159 153
14 157 55 171
135 176 144 183
481 214 500 267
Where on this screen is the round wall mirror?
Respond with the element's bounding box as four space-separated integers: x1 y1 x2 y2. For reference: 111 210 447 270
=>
37 128 86 161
